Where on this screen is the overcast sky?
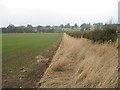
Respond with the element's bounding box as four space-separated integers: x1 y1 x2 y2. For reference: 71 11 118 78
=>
0 0 119 27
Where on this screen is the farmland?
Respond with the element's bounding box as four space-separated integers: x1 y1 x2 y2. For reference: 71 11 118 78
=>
2 33 62 88
2 31 119 88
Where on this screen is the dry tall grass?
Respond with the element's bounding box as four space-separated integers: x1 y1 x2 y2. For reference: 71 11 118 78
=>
39 33 118 88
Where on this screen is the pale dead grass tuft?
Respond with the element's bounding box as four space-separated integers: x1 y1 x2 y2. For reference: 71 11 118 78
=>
36 55 49 63
39 33 118 88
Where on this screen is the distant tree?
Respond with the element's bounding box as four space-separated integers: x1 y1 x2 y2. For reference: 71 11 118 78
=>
80 23 91 31
27 24 33 28
2 27 7 33
46 25 51 28
37 25 42 33
7 24 14 28
71 26 74 29
74 23 78 28
16 26 26 33
26 24 35 33
108 18 113 24
65 23 70 28
60 24 64 28
7 24 16 33
37 25 42 28
93 23 103 30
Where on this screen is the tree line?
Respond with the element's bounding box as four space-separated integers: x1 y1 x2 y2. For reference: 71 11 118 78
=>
1 23 79 33
1 23 120 33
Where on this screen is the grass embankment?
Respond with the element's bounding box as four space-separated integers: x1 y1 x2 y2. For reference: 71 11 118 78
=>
118 33 120 62
2 33 62 88
39 33 118 88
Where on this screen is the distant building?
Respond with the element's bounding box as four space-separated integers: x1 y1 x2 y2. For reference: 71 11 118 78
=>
118 1 120 24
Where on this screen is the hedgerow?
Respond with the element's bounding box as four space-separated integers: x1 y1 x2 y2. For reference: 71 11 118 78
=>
66 25 117 43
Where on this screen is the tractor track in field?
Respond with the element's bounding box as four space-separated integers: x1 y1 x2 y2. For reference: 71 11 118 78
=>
35 36 63 88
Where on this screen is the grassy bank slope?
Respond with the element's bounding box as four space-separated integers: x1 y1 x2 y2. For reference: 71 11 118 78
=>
39 33 118 88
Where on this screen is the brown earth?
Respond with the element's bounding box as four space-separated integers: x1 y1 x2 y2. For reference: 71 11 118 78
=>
22 44 60 88
39 33 118 88
2 44 59 88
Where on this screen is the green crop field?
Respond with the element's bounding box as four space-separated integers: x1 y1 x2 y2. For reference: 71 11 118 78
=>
2 33 62 88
